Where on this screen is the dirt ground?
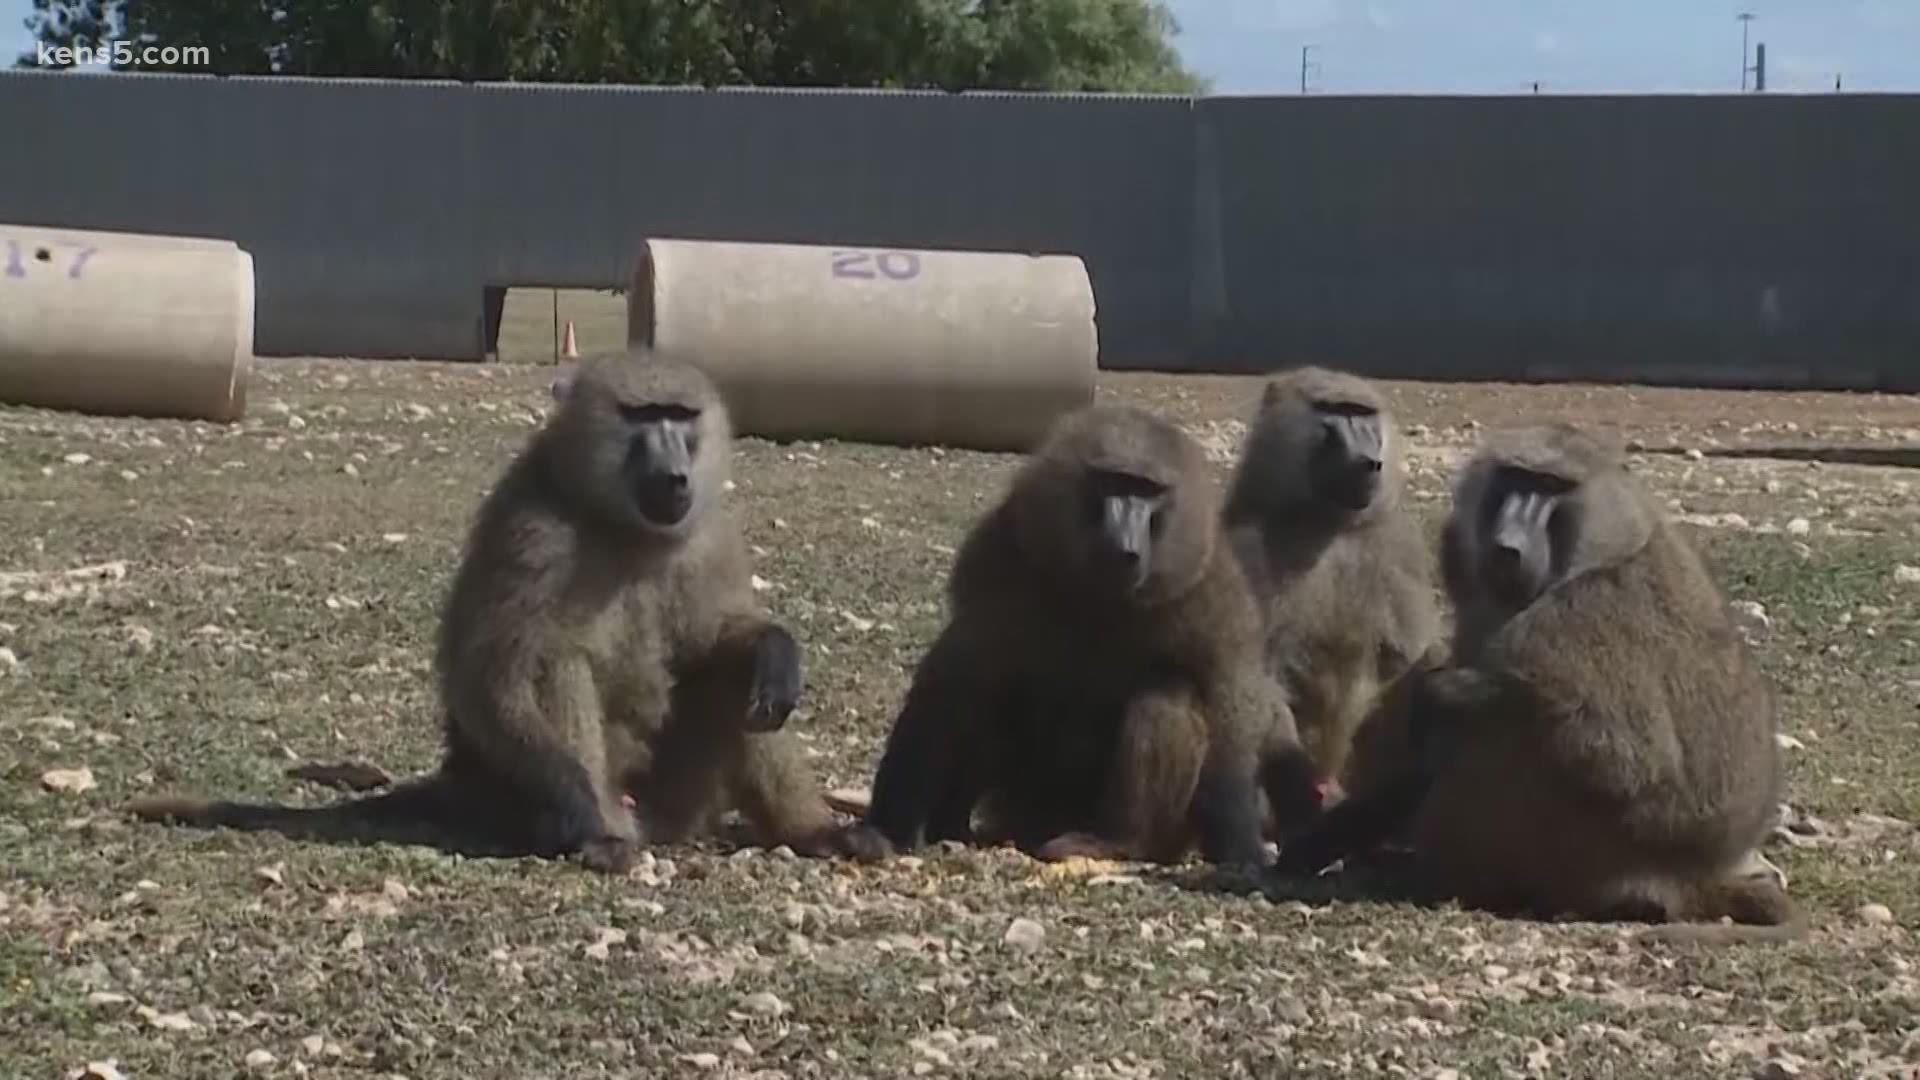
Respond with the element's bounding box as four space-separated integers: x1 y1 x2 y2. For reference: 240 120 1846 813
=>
2 353 1917 1079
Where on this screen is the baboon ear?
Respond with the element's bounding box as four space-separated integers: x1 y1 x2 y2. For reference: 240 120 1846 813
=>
550 372 576 402
1260 379 1283 408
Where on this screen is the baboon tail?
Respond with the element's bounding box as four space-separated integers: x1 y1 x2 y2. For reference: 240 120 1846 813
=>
123 776 466 850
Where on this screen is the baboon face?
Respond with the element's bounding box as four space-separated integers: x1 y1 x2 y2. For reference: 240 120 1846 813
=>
1471 464 1578 609
1309 399 1387 511
1077 464 1174 595
549 354 729 541
1451 425 1653 615
1018 406 1215 605
617 400 704 528
1233 370 1395 520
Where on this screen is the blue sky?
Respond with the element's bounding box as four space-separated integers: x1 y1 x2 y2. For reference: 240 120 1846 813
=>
5 0 1917 93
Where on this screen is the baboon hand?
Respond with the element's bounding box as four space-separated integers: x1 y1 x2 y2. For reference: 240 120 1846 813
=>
578 835 638 875
746 625 804 732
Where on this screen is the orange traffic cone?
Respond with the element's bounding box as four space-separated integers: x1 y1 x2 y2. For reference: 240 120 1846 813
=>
561 320 579 359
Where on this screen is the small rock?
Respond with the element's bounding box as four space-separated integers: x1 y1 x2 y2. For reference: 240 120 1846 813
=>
679 1052 722 1070
1785 517 1811 536
255 863 286 888
1730 600 1771 630
742 991 788 1017
41 767 96 795
300 1035 325 1057
140 1005 197 1031
286 414 307 430
86 991 129 1007
1895 565 1920 586
341 462 359 478
1003 917 1046 951
1774 733 1806 751
1858 903 1896 926
245 1049 277 1070
382 533 409 544
0 646 18 672
339 929 365 952
584 927 627 960
70 1063 127 1080
64 452 93 465
1684 448 1705 461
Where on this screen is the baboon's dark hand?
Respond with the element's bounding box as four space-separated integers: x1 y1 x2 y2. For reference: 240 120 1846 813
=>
746 625 803 731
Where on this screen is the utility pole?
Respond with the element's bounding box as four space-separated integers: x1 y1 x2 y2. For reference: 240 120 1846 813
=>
1300 44 1321 94
1737 12 1755 90
1753 41 1766 91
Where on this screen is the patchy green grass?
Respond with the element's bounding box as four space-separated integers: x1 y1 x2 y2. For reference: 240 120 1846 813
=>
2 354 1917 1079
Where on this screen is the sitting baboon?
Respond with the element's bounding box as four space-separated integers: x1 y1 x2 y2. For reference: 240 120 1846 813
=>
844 403 1317 867
1274 423 1802 941
128 350 850 871
1221 367 1441 819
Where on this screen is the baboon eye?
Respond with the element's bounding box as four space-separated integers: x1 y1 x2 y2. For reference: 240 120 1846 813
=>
1149 508 1167 536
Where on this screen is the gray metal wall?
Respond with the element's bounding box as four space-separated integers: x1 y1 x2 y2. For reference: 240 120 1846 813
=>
3 70 1916 389
1196 93 1920 389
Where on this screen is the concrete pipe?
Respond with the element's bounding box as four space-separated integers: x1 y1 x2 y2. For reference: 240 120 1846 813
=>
626 237 1097 452
0 223 254 423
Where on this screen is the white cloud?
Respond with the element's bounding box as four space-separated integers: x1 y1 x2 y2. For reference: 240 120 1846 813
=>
1534 29 1563 53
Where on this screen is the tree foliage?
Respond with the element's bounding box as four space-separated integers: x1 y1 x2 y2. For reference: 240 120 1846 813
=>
19 0 1207 93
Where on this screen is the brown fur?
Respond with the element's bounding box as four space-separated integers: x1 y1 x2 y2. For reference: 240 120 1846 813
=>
1222 367 1442 821
846 403 1314 866
1276 423 1803 942
126 350 848 871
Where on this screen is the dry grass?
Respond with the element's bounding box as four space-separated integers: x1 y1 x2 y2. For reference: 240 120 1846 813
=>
2 335 1918 1078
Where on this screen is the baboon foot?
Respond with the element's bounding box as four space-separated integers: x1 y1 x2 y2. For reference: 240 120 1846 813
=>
1032 831 1132 863
783 822 896 862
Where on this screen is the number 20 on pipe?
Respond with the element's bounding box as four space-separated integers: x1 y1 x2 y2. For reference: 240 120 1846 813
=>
3 239 97 280
830 249 921 281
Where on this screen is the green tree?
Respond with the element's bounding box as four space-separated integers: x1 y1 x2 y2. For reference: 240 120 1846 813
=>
18 0 1206 93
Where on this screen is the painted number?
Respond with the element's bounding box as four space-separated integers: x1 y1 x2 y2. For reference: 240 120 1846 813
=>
831 249 921 282
0 238 98 281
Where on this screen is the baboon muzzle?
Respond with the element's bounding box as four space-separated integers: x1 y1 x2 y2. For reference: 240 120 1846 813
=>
1100 495 1154 589
636 472 693 525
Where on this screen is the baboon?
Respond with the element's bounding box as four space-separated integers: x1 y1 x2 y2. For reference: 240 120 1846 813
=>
1274 423 1802 941
1221 367 1442 817
127 350 849 871
844 403 1317 867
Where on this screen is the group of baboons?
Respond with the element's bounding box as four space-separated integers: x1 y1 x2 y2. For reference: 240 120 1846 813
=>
128 349 1802 943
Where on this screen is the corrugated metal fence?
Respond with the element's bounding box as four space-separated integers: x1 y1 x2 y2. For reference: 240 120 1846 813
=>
3 71 1916 389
